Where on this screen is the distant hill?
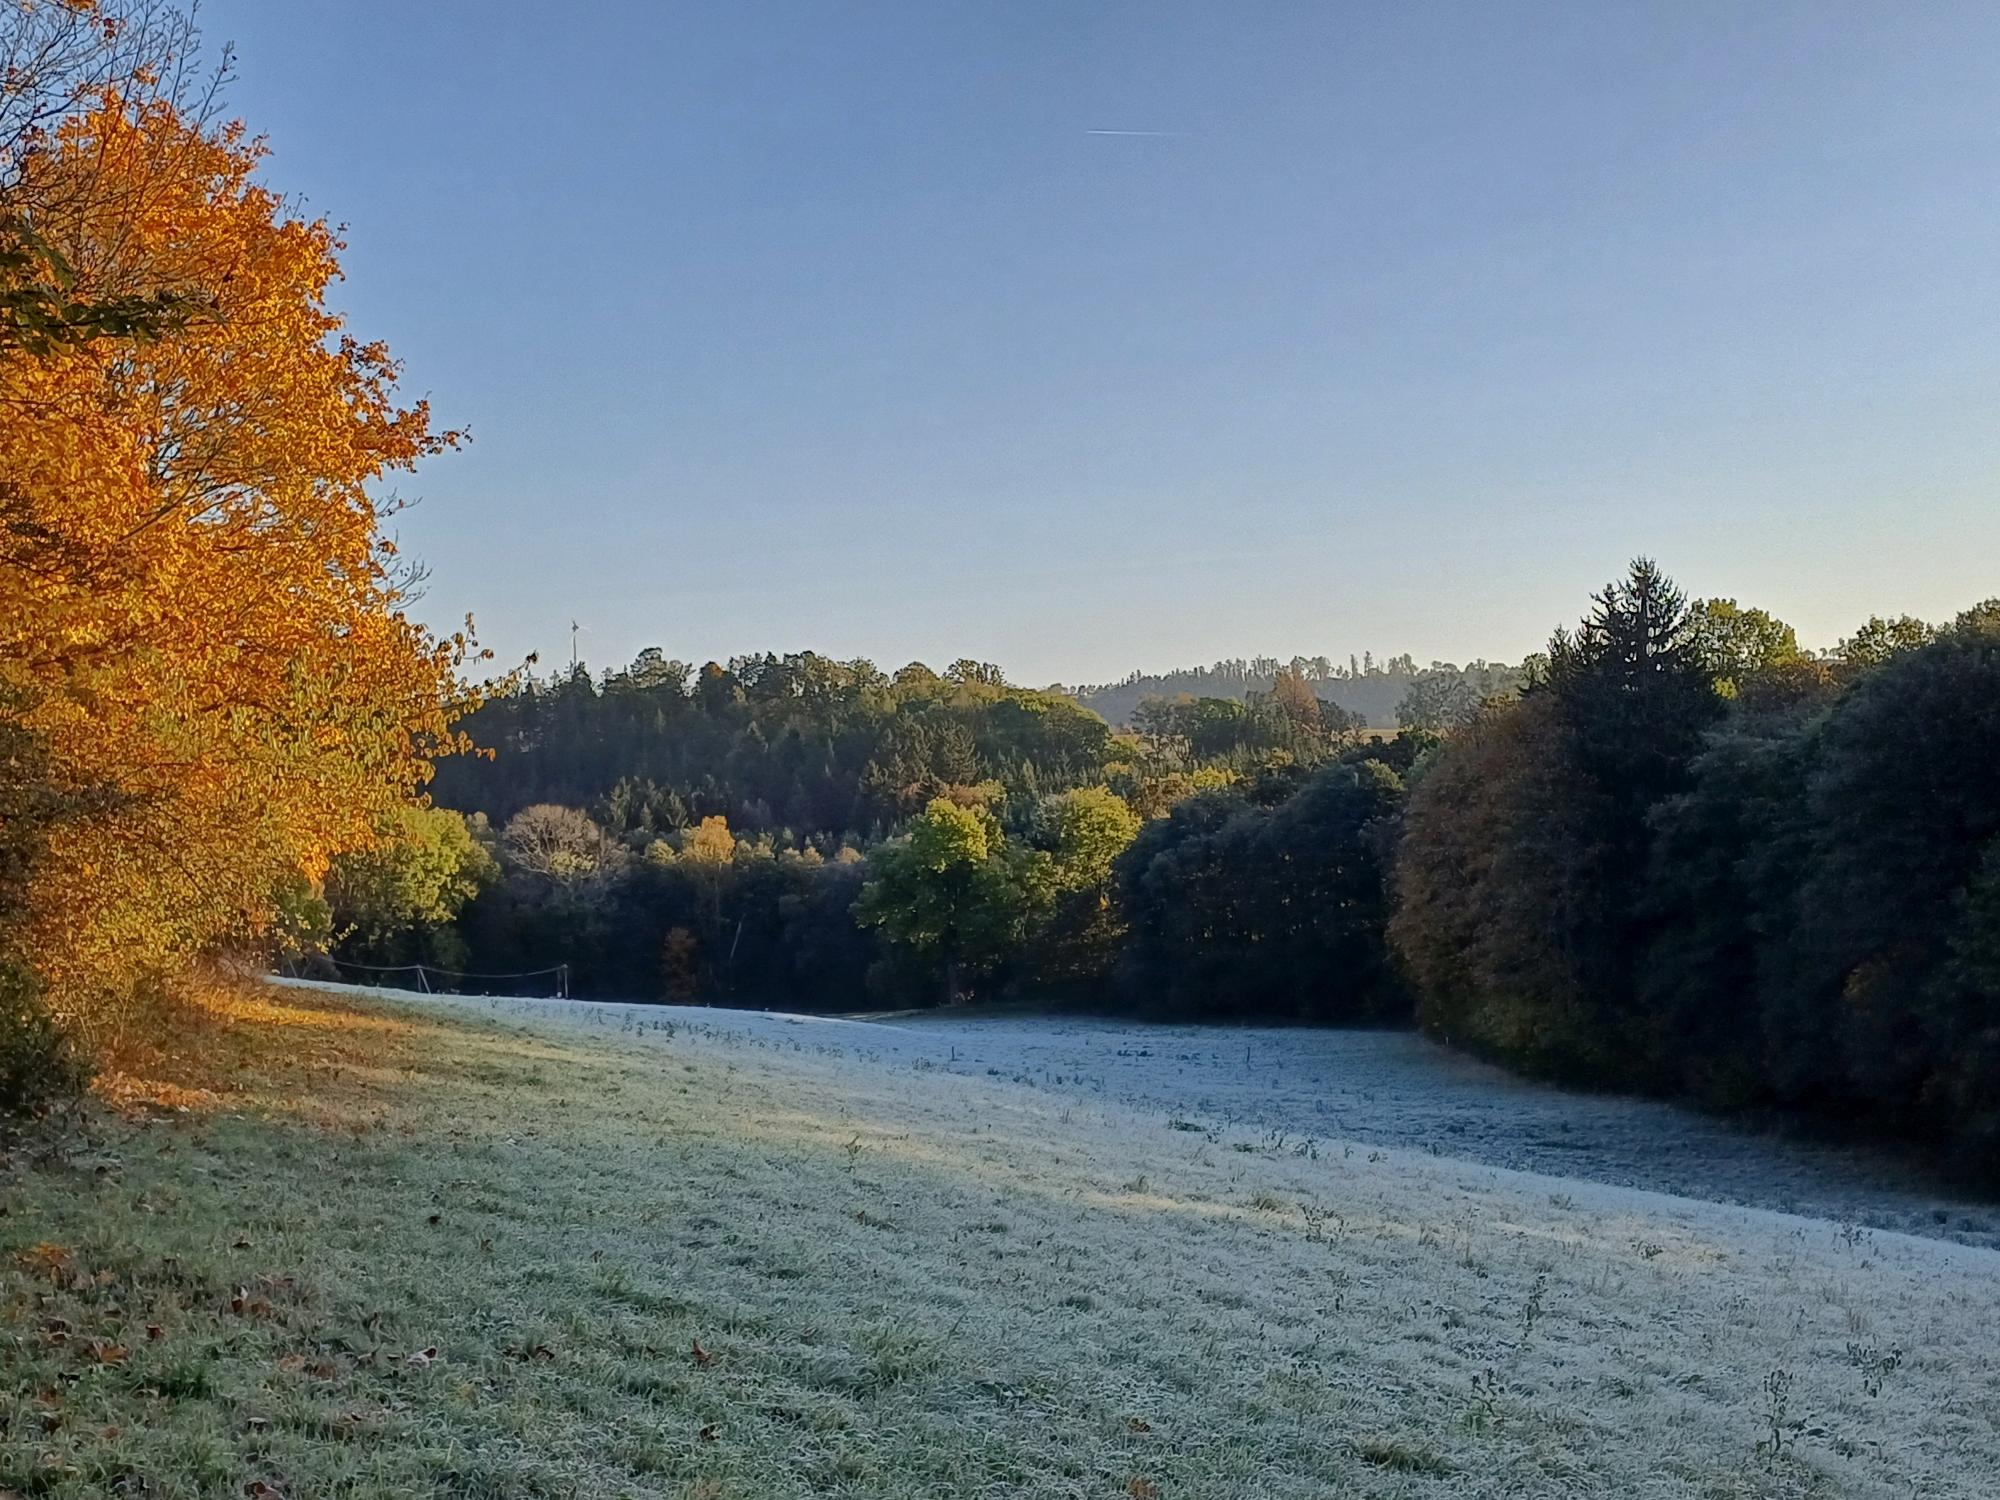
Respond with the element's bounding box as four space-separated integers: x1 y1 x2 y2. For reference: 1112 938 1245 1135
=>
1061 655 1522 728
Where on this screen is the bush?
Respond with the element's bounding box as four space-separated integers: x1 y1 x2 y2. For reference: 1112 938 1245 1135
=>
0 961 89 1119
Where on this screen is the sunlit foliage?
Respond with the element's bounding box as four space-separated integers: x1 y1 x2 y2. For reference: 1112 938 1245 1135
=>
0 11 473 1030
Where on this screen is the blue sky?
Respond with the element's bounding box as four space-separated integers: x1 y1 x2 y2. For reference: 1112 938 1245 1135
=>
205 1 2000 684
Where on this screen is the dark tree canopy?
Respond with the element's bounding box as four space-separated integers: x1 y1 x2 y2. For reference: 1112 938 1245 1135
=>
432 651 1119 842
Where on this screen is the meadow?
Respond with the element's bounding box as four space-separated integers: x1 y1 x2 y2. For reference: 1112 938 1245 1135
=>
3 983 1995 1498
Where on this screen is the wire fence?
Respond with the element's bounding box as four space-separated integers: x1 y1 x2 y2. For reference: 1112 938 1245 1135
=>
285 956 572 999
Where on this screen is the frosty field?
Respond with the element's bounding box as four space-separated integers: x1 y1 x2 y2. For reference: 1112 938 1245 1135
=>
4 981 1996 1498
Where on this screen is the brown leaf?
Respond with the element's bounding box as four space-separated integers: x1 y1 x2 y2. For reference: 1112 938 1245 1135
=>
232 1236 253 1250
691 1337 713 1366
86 1339 128 1366
697 1422 720 1442
20 1243 74 1278
425 1213 441 1226
1127 1479 1160 1500
145 1324 165 1341
1127 1416 1152 1433
405 1346 439 1369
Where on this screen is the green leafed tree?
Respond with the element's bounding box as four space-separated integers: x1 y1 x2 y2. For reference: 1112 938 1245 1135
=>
852 798 1041 1003
1688 598 1801 697
1023 787 1142 988
1833 613 1935 673
328 806 499 960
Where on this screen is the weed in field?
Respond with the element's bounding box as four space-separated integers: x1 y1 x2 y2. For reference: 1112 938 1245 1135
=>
1467 1367 1507 1432
1845 1341 1903 1397
1519 1271 1550 1340
1757 1367 1806 1461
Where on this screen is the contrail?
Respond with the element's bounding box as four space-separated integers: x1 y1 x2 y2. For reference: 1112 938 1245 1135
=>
1085 129 1184 137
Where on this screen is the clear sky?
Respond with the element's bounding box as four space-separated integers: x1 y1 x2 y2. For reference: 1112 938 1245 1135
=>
203 1 2000 685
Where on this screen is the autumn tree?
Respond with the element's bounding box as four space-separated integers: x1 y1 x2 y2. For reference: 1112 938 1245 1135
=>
1268 666 1322 733
0 9 477 1032
679 814 736 947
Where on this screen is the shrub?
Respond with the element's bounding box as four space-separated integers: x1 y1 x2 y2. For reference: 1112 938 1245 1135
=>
0 961 89 1119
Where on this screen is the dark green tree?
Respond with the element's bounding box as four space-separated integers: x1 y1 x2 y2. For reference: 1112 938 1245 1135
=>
1117 761 1407 1022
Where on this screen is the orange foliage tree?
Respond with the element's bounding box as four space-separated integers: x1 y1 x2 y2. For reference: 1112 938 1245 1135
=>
1 64 477 1030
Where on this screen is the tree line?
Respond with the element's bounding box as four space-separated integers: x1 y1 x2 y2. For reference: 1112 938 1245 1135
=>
313 563 2000 1185
1068 654 1522 730
319 651 1396 1007
1395 569 2000 1179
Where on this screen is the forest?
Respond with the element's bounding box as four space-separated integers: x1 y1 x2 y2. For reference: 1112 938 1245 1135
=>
301 566 2000 1184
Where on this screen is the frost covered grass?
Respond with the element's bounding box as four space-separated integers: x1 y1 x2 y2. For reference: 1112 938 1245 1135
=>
3 982 1996 1497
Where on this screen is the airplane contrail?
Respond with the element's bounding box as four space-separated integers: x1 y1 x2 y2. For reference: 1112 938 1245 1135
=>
1085 129 1185 137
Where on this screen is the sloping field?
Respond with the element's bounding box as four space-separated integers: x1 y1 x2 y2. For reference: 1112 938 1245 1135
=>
3 983 1995 1498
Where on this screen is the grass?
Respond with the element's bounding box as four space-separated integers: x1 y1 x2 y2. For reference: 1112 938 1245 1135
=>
1 982 1996 1497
